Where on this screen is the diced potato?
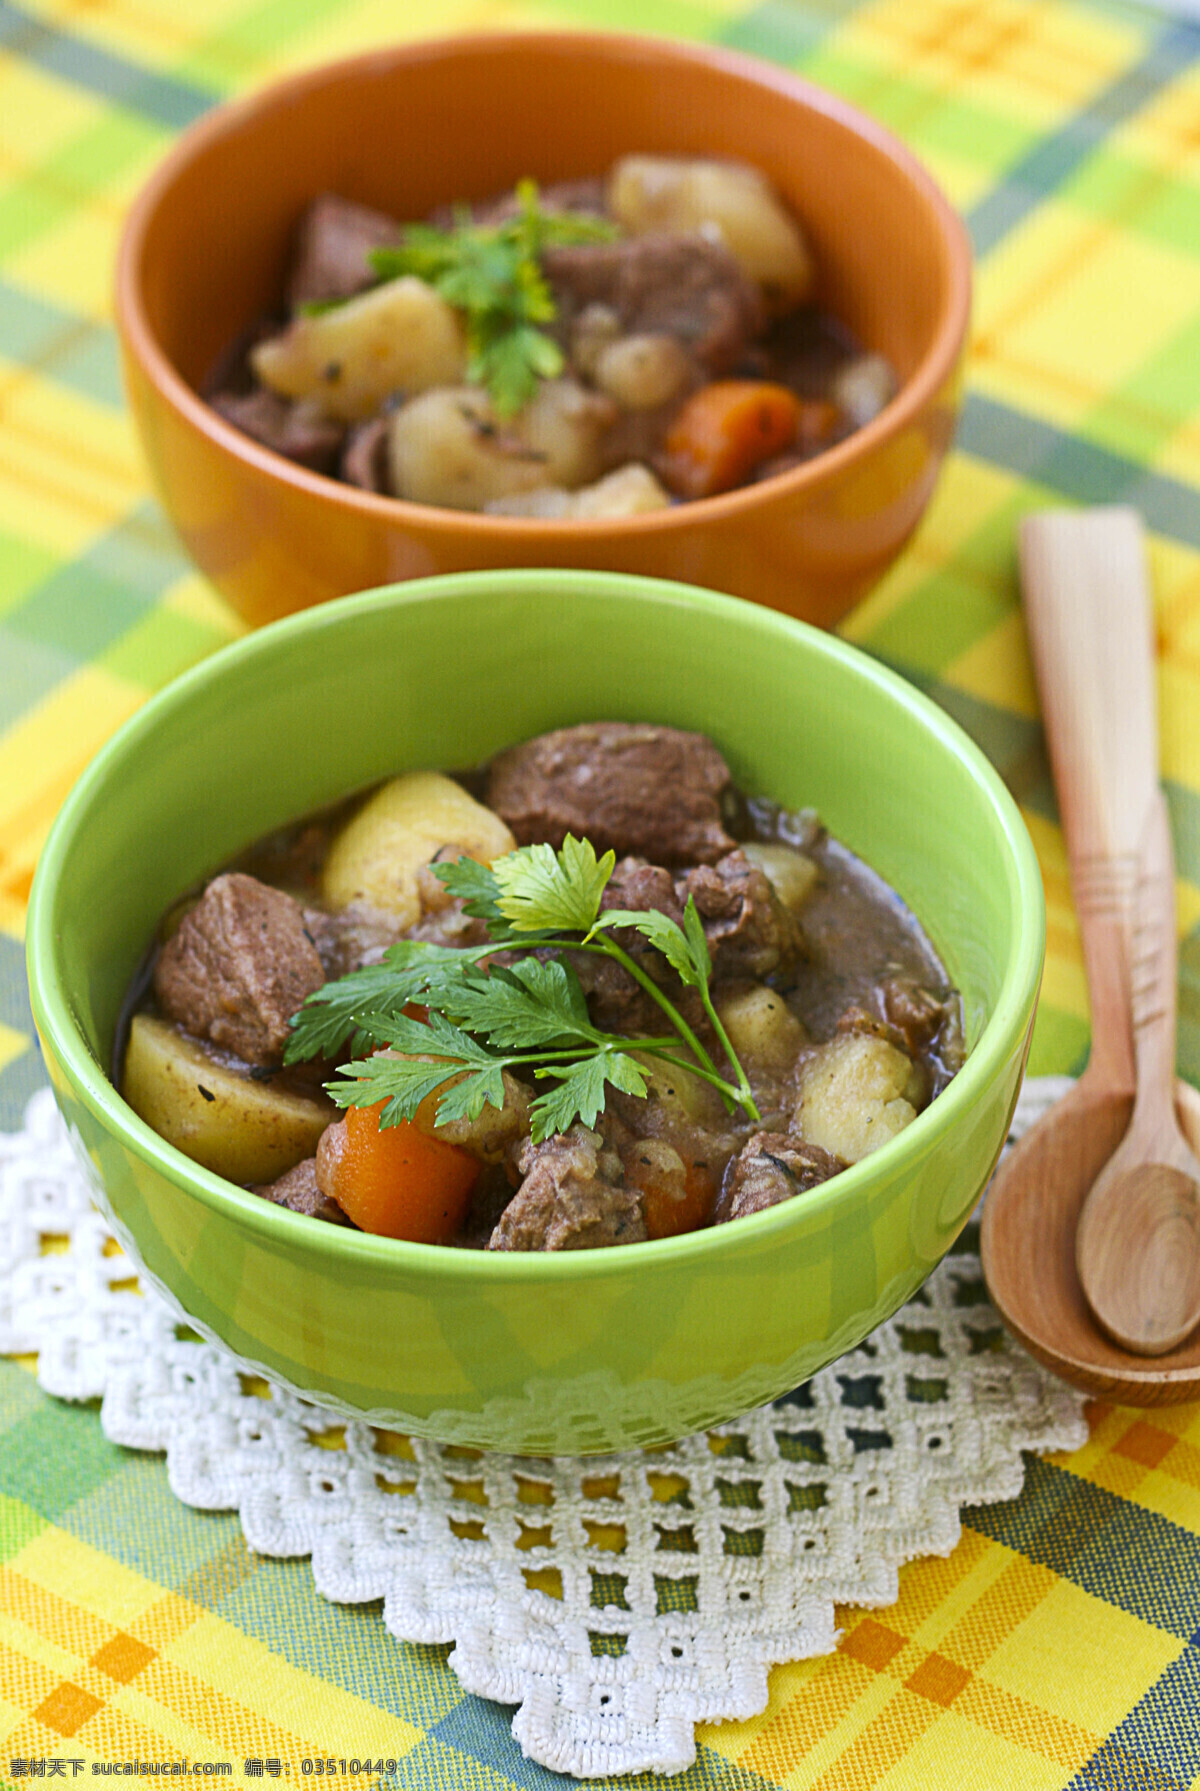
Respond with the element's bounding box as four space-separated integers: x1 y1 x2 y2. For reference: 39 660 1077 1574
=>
715 983 807 1073
251 276 467 422
831 353 898 429
793 1031 917 1164
484 462 672 520
594 334 692 409
388 380 614 511
570 302 622 378
741 842 819 911
422 1068 532 1161
626 1054 728 1131
574 463 672 516
321 771 515 926
123 1015 332 1185
622 1138 690 1216
523 378 616 487
607 155 815 311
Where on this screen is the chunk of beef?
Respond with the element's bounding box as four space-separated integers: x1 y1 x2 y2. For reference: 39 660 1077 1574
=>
489 1122 646 1251
572 847 803 1032
714 1130 844 1223
834 1000 908 1052
603 856 685 926
677 849 803 979
601 858 685 971
544 235 763 375
250 1156 353 1225
154 873 326 1067
303 901 404 979
449 1166 521 1249
210 389 346 474
882 975 965 1092
487 723 735 866
286 193 400 310
314 1115 347 1204
752 449 810 483
341 415 390 491
565 947 664 1038
538 177 610 218
201 316 276 403
240 818 331 893
594 398 690 476
565 945 715 1058
882 977 951 1056
586 856 687 1020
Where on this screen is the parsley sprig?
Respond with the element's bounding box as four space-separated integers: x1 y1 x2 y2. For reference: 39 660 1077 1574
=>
285 836 761 1145
368 179 617 416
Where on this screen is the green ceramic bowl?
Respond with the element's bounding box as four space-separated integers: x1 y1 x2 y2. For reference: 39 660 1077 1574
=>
27 571 1043 1454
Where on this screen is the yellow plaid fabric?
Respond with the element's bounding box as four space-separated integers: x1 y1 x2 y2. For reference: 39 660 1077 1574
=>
3 0 1200 1784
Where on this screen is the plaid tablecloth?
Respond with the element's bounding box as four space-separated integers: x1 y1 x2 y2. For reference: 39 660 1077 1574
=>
3 0 1200 1784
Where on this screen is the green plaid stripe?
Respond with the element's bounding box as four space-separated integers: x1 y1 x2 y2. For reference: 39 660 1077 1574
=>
0 2 216 123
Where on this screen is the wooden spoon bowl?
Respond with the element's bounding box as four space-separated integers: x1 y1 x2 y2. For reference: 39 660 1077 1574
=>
1073 794 1200 1355
982 1068 1200 1403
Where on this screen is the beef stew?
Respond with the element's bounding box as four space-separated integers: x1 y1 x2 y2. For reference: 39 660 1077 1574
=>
121 724 962 1249
207 160 898 516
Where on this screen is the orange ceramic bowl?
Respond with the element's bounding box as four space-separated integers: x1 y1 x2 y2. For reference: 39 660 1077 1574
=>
115 32 971 630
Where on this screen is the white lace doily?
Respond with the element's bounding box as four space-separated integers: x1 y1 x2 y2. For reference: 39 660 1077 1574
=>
0 1081 1086 1780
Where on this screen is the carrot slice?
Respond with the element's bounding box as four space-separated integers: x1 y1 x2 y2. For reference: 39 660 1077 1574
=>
660 381 805 499
631 1156 716 1241
329 1100 480 1242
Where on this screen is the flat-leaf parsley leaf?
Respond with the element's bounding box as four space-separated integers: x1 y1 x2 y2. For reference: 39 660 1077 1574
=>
368 180 617 416
492 835 615 933
288 836 760 1141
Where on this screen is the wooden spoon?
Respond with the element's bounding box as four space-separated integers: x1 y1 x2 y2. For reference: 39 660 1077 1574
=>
980 507 1200 1403
1075 791 1200 1353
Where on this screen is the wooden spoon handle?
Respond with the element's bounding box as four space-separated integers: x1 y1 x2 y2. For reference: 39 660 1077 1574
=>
1130 791 1181 1127
1019 508 1159 1090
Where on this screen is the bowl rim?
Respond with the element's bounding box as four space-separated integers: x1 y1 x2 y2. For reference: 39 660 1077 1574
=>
113 29 973 539
27 569 1044 1282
